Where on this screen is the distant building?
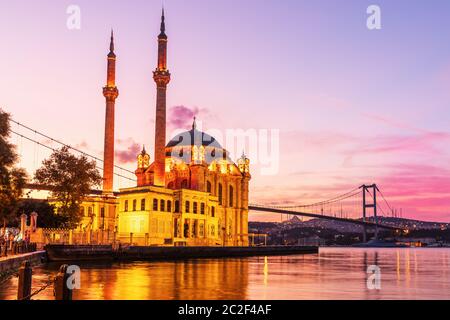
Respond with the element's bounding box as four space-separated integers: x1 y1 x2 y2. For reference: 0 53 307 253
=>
297 236 325 246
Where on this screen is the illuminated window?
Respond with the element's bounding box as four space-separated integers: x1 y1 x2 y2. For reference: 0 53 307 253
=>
160 199 165 212
201 203 205 215
141 199 146 211
124 201 128 212
167 200 172 212
193 202 198 214
185 201 190 213
229 186 234 207
193 220 198 237
153 199 158 211
218 184 223 205
184 221 189 238
199 223 204 237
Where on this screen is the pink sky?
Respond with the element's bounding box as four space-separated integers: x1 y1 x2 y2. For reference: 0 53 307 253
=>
1 0 450 222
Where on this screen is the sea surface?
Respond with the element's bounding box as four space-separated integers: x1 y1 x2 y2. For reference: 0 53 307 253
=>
1 247 449 300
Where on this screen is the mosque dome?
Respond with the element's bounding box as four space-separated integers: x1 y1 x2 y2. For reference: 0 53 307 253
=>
165 119 230 164
166 128 222 149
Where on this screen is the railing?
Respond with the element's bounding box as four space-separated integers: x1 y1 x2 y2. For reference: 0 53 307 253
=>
0 262 74 300
0 241 37 257
41 229 116 245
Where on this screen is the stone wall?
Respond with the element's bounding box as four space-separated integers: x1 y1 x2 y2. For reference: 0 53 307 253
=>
0 251 46 276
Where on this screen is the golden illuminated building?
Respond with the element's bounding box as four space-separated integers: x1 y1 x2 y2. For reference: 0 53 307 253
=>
76 10 251 247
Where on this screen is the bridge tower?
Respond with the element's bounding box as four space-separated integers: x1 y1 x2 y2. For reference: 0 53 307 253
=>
102 30 119 194
153 8 171 187
361 184 378 242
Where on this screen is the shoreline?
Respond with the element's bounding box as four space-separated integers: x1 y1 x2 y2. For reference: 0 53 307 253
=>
45 245 319 262
0 251 47 280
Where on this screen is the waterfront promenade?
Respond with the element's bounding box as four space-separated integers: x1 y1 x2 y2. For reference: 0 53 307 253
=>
0 251 46 276
2 247 449 300
45 245 319 262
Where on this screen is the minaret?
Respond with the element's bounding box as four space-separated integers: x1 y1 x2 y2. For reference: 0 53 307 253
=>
153 8 171 187
102 30 119 194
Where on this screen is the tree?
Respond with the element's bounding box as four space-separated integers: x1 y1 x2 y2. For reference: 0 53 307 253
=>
0 109 27 227
17 200 68 228
34 146 102 229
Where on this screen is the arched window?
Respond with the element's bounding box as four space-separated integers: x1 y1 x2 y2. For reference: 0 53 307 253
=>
153 199 158 211
201 203 205 215
193 220 198 237
218 183 223 205
193 202 198 214
133 199 137 211
211 206 215 218
199 223 204 237
175 200 180 213
229 186 234 207
184 221 189 238
207 181 212 193
160 199 165 212
141 199 146 211
124 201 129 212
167 200 172 212
185 201 190 213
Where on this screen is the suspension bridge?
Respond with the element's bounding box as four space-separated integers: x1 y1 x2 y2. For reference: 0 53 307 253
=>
9 118 407 240
250 184 405 241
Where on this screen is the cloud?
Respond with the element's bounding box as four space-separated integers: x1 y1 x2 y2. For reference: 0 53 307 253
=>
361 112 426 133
73 140 89 149
341 132 450 167
168 105 211 131
115 139 141 164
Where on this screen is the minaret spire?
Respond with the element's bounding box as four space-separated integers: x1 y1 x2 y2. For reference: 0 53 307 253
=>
153 7 171 187
109 29 115 56
160 7 166 36
102 31 119 194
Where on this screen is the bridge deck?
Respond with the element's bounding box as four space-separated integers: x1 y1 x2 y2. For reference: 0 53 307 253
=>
249 205 400 231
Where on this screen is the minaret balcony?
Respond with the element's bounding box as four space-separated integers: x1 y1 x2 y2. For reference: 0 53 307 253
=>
103 86 119 101
153 70 171 87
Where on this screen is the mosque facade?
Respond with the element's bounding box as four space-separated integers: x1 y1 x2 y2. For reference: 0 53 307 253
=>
77 11 251 247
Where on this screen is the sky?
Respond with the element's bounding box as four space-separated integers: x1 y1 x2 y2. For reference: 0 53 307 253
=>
1 0 450 222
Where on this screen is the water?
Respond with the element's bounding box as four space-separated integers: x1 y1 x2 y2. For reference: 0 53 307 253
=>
1 248 449 300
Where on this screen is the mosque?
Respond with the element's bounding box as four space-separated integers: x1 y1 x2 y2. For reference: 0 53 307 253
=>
77 11 251 247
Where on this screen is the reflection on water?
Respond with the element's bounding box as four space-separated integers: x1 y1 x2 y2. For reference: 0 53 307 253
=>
1 248 449 300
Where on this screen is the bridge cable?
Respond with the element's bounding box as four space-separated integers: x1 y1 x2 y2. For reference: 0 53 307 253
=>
376 186 395 214
10 118 135 176
10 130 136 182
263 187 361 210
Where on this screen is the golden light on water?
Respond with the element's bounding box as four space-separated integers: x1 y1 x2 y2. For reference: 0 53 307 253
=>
263 256 269 287
1 249 450 300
